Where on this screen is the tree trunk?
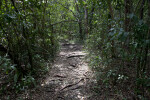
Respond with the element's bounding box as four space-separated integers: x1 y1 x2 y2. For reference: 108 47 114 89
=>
75 0 83 40
124 0 131 32
107 0 114 19
140 0 145 19
89 2 95 32
84 0 88 36
22 0 33 70
78 20 83 40
107 0 115 58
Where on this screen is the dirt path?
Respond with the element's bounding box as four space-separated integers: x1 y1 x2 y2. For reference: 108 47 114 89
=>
20 42 96 100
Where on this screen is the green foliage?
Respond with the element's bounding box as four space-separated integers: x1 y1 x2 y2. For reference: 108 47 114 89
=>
86 0 150 98
0 55 36 94
0 0 59 95
14 74 36 93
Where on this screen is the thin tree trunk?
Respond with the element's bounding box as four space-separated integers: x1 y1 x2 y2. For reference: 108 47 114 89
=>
140 0 145 19
107 0 114 19
89 2 95 32
84 0 88 36
124 0 131 32
22 0 33 70
79 20 83 40
75 0 83 40
107 0 115 58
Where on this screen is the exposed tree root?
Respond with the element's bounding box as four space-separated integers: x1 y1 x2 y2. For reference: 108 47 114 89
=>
67 55 84 58
53 74 67 78
59 78 84 91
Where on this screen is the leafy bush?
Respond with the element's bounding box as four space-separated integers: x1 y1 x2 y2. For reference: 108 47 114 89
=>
0 55 37 94
86 13 150 98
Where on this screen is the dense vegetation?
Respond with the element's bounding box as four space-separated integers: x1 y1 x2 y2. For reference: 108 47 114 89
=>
0 0 59 94
86 0 150 99
0 0 150 99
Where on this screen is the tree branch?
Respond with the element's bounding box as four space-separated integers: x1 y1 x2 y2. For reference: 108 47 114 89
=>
54 1 79 21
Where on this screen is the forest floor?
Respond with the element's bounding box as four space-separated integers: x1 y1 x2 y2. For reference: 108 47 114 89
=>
17 42 98 100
